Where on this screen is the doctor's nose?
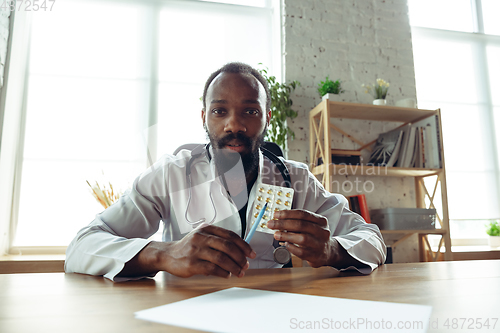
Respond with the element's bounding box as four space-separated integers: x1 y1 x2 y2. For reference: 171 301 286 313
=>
224 113 246 133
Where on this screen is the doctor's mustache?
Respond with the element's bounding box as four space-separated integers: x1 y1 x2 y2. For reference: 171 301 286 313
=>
214 132 254 150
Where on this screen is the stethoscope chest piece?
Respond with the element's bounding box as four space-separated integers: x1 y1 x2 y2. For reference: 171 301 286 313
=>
273 246 291 265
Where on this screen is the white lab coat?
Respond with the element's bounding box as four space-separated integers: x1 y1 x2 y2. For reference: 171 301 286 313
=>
65 148 386 281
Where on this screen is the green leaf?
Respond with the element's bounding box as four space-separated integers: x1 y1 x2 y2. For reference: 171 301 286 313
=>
258 64 300 150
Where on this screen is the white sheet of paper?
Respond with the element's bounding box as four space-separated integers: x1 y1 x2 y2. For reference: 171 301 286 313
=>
135 287 432 332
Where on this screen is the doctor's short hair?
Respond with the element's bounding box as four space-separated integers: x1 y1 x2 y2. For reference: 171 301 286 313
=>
202 62 271 111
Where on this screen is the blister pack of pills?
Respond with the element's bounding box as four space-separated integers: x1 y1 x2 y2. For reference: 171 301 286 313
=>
249 183 294 235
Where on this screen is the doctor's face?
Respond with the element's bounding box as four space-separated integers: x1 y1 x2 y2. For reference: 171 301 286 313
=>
202 72 270 173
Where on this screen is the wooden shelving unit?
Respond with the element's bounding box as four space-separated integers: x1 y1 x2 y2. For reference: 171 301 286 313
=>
309 100 452 261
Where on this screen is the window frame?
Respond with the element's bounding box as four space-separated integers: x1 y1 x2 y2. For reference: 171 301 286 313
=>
410 0 500 245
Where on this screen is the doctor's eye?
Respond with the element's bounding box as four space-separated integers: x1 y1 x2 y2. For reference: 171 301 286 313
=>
211 108 226 115
246 109 260 115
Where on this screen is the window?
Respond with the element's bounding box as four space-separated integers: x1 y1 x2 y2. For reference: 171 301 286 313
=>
4 0 280 251
409 0 500 244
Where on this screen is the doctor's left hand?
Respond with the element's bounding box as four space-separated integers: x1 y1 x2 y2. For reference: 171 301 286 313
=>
267 209 361 270
267 209 334 268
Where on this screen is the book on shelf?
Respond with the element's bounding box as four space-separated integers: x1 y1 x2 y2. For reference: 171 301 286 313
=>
400 126 417 168
411 127 426 168
410 127 419 168
348 194 371 224
411 115 442 169
368 129 404 167
331 149 361 165
395 124 412 167
317 149 361 166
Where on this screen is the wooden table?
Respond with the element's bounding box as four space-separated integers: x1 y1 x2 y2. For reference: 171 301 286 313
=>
1 260 500 332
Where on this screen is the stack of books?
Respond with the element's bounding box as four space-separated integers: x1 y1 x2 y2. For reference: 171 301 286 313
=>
368 115 442 168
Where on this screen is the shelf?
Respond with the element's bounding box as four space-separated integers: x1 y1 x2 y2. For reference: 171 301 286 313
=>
309 100 452 261
311 164 441 177
310 101 438 123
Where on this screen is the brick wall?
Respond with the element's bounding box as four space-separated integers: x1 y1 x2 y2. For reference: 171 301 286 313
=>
283 0 417 210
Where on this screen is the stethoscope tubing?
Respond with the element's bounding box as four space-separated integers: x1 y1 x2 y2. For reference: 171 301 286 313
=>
182 143 293 265
184 144 292 226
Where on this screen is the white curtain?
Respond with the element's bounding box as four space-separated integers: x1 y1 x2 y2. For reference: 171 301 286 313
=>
0 10 32 254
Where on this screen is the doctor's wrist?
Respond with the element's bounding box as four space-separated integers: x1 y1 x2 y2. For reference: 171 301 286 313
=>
328 238 366 270
117 241 175 278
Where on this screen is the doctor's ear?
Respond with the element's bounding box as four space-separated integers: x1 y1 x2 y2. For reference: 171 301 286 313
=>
201 109 206 126
266 110 272 125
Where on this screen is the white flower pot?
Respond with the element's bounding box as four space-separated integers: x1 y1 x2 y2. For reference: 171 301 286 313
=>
322 93 341 101
488 235 500 248
373 99 387 105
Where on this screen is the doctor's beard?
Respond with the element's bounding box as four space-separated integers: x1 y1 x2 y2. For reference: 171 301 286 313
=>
205 124 266 180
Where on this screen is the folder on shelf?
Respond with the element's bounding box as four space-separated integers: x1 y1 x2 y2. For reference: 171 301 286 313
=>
368 129 404 167
348 194 371 224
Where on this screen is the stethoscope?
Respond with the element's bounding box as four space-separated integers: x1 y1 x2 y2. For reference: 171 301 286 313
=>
184 143 293 265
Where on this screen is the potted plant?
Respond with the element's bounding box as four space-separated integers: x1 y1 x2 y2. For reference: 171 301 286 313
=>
486 220 500 248
86 180 123 209
258 65 300 153
318 76 344 101
362 78 390 105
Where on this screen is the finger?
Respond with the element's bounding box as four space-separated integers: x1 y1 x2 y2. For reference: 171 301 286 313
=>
273 209 328 227
267 218 330 236
197 232 251 273
197 246 248 278
273 230 329 247
202 225 257 259
284 242 323 268
195 259 232 278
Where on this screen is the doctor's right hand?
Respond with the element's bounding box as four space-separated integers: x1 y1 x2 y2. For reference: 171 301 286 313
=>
125 225 256 279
